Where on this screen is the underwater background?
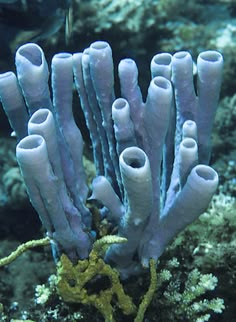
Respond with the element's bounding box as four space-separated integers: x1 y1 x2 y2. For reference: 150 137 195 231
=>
0 0 235 321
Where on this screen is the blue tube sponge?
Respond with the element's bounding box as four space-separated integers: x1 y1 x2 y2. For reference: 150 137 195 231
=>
15 43 52 115
16 134 92 260
0 41 223 277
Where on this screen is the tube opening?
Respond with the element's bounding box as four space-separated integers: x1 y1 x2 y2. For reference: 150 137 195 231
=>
91 41 109 50
174 51 189 59
113 98 127 110
122 58 135 65
185 120 195 127
18 135 44 150
30 109 50 125
195 165 216 181
122 148 146 169
153 53 172 66
124 156 144 169
18 44 42 66
182 138 196 149
0 71 14 80
153 76 170 90
54 52 72 59
199 51 222 63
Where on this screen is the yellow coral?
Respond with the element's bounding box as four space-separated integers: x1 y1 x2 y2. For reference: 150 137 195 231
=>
57 236 136 322
0 237 50 267
135 259 157 322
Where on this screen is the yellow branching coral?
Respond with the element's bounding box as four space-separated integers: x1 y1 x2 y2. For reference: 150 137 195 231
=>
135 258 157 322
0 237 50 267
56 236 136 322
56 235 158 322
